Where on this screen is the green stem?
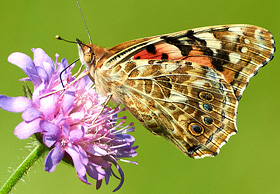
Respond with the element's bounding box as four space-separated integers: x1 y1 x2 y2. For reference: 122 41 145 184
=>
0 143 47 194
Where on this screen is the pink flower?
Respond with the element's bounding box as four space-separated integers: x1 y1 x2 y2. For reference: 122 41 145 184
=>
0 48 138 191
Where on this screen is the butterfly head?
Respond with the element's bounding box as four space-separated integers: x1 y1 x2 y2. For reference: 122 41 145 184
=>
76 38 113 78
76 38 96 71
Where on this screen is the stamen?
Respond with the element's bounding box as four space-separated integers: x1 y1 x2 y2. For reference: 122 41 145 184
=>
110 142 130 149
119 159 138 165
113 122 135 134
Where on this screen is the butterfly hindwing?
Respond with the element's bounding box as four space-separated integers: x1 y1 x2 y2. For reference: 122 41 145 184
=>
109 59 237 158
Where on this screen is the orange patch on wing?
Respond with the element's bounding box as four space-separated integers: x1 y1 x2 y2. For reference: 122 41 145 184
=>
221 69 235 83
184 50 213 68
185 50 235 83
133 43 183 60
134 44 217 78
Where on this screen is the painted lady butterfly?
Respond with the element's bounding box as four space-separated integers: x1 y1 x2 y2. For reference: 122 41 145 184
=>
77 25 275 159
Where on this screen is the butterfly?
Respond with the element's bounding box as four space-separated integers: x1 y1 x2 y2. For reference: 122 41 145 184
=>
76 24 275 159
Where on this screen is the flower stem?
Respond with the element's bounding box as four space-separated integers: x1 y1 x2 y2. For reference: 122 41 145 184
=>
0 143 47 193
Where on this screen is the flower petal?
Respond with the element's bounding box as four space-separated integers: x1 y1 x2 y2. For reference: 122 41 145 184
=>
62 122 70 137
86 163 105 180
85 144 108 156
112 165 124 192
57 58 69 73
66 144 90 184
70 128 84 142
19 77 31 82
78 145 89 166
8 52 34 75
26 66 42 86
31 82 46 105
45 143 65 172
40 120 61 147
42 61 54 81
36 66 49 84
115 134 135 144
116 146 138 158
96 180 102 190
32 48 55 77
40 93 59 120
22 107 42 122
14 118 41 139
0 95 32 113
8 52 43 85
105 168 112 184
62 89 75 115
76 75 92 91
70 111 85 122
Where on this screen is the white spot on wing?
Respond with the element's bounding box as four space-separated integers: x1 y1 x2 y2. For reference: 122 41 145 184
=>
225 35 238 42
192 80 211 88
254 29 263 40
194 33 222 50
244 38 250 44
164 63 179 72
257 43 267 50
241 47 248 53
194 32 215 39
207 40 222 50
228 27 243 36
212 49 218 56
229 52 241 64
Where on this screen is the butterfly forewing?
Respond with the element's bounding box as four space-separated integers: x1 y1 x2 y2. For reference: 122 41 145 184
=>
105 25 275 98
83 24 275 158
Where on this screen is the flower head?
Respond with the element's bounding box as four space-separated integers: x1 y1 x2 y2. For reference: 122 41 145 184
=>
0 48 138 191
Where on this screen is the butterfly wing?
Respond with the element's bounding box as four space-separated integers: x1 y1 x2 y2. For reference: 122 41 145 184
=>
105 25 275 99
109 60 237 158
95 24 275 158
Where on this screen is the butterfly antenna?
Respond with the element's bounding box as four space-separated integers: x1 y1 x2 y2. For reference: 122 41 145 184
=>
56 35 76 43
76 0 92 44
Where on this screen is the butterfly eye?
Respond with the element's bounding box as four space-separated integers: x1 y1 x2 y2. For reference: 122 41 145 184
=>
188 123 204 136
84 52 94 63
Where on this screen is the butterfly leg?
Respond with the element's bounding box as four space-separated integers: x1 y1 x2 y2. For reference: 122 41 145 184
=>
39 71 90 99
73 63 85 78
91 94 112 125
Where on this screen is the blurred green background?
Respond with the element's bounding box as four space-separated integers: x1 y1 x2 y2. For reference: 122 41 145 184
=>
0 0 279 193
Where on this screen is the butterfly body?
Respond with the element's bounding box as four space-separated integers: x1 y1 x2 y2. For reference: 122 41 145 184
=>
77 24 275 158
